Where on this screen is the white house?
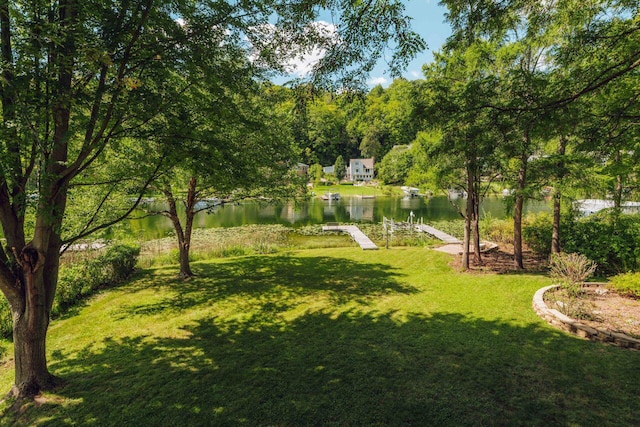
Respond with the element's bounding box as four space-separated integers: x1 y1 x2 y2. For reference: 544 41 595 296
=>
347 158 375 182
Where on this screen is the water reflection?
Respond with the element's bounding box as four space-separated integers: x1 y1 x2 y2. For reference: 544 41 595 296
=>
116 195 550 241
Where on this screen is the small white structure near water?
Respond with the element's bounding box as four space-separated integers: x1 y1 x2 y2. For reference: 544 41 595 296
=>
576 199 640 216
401 186 420 197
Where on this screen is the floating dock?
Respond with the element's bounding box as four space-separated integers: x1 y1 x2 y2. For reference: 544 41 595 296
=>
322 224 378 250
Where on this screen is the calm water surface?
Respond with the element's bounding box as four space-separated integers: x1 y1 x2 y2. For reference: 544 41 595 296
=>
123 195 550 240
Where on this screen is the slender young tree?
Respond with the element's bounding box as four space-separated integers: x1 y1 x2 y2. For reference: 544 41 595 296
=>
334 155 346 182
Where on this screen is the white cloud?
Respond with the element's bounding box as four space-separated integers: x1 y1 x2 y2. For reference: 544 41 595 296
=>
409 70 421 78
367 76 389 86
249 21 339 78
286 49 326 77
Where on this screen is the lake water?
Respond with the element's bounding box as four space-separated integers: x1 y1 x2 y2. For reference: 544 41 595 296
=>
122 195 550 240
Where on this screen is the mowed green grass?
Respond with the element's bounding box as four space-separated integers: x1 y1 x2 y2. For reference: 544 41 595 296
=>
1 247 639 426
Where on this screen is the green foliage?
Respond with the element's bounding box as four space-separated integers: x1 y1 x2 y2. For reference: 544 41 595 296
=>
523 211 640 274
334 155 346 182
522 213 554 257
547 252 598 320
0 298 11 341
480 216 514 244
52 244 141 317
309 163 324 186
377 145 414 184
608 273 640 299
566 213 640 274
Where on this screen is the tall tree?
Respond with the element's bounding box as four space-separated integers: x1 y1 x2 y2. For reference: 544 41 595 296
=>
0 0 424 399
334 155 346 182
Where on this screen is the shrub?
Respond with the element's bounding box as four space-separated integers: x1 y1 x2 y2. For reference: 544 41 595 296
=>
549 252 597 297
0 298 12 339
522 213 554 257
101 244 140 282
523 211 640 274
548 252 598 319
608 272 640 298
481 217 514 244
563 212 640 275
52 243 140 317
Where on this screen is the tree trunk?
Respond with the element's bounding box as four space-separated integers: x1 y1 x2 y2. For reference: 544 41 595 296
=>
462 208 471 271
513 193 525 270
513 148 528 270
613 151 623 209
163 178 197 279
461 160 475 271
471 176 482 265
551 193 562 254
551 135 567 254
8 245 62 399
11 308 61 398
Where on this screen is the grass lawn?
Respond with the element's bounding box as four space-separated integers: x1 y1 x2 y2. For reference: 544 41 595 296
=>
311 182 403 197
1 247 639 425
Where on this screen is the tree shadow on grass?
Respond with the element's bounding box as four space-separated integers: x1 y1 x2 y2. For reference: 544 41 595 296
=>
113 254 415 318
11 310 640 426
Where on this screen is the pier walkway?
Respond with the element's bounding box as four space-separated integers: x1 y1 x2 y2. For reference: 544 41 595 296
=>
322 224 378 250
414 224 462 244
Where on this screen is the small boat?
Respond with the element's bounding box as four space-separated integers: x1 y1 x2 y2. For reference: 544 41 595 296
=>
447 189 467 199
401 186 420 197
321 192 340 201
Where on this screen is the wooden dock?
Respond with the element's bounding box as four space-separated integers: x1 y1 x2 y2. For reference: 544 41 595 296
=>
414 224 462 244
322 224 378 250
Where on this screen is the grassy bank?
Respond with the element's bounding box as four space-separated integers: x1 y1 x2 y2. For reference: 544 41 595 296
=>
310 182 403 197
1 247 638 425
137 224 439 268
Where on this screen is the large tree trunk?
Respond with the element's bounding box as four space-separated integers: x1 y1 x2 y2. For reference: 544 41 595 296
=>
7 244 63 399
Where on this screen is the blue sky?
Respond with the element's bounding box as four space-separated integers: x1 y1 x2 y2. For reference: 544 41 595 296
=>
272 0 452 87
367 0 451 86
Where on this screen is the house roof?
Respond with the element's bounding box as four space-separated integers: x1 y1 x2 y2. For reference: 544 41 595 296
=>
350 158 374 168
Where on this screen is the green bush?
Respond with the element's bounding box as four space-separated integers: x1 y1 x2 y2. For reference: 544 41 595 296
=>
563 212 640 275
522 213 554 257
101 244 140 282
608 272 640 298
481 217 514 244
52 243 140 317
523 211 640 274
0 298 12 339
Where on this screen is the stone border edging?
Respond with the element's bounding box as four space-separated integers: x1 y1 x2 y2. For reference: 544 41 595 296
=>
533 284 640 350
